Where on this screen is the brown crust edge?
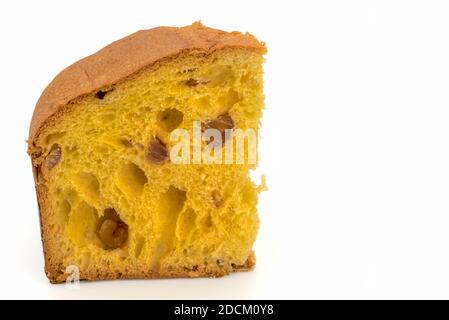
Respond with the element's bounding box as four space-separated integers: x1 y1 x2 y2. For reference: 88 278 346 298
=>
50 251 256 284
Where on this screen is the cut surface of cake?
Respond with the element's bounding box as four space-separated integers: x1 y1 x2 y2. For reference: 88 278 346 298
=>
27 22 266 283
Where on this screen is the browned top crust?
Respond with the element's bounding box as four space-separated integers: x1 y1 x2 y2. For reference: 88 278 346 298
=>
27 22 266 146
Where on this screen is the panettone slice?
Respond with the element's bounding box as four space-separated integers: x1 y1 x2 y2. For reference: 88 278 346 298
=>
27 22 266 283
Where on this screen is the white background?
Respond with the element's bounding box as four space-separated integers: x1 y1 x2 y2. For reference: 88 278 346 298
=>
1 0 449 299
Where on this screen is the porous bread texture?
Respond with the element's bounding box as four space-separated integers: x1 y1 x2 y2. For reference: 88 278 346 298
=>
28 23 266 283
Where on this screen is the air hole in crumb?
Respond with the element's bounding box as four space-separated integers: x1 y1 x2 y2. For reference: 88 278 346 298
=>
64 188 79 206
216 89 241 110
56 199 71 225
203 65 234 87
160 186 187 216
157 108 184 132
66 201 98 245
193 96 212 110
74 172 101 203
45 132 66 146
115 162 148 197
134 236 145 258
